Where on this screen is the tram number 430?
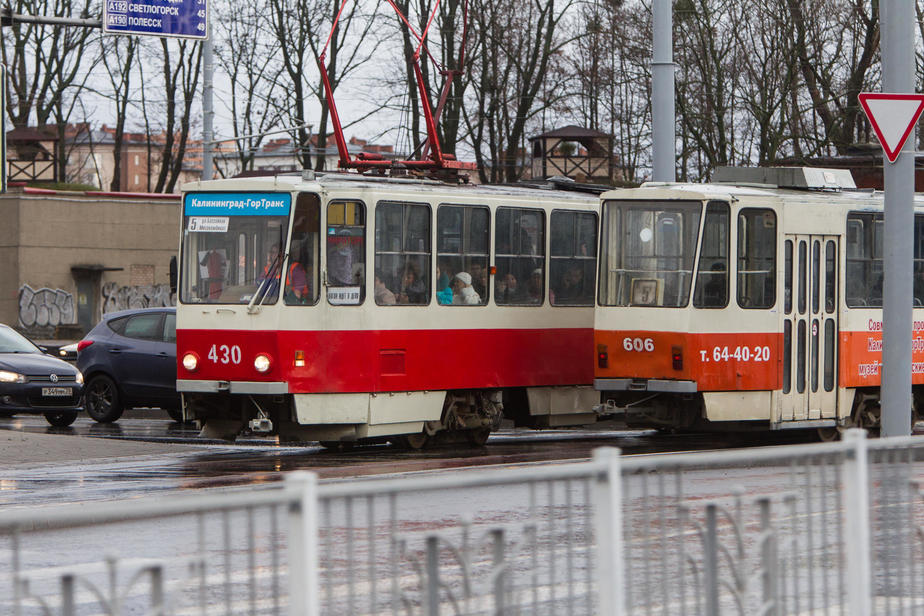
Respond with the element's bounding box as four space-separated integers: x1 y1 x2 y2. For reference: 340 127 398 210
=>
700 346 771 363
208 344 242 365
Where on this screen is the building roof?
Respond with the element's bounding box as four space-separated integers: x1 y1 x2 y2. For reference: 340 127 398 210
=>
529 125 611 140
7 127 59 143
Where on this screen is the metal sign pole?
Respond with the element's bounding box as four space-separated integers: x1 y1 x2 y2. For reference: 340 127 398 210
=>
880 0 914 437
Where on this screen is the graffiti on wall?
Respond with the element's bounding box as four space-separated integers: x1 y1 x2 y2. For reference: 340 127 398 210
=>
102 282 175 314
18 285 77 328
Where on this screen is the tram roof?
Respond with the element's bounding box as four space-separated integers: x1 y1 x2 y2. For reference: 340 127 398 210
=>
182 172 603 205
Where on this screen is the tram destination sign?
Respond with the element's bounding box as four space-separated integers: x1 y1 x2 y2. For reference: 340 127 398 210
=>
104 0 208 39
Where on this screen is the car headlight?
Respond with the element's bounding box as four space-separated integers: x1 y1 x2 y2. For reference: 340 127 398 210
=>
75 371 84 385
254 354 272 373
182 353 199 372
0 370 26 384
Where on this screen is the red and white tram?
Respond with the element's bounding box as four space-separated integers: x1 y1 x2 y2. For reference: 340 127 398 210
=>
176 173 601 446
594 166 923 436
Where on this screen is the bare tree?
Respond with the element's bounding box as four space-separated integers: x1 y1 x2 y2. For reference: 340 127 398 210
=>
787 0 879 156
268 0 385 170
214 0 285 175
464 0 576 183
100 34 138 191
2 0 99 179
144 37 203 192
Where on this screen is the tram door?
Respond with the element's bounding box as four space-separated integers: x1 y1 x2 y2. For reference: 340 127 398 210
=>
780 235 839 422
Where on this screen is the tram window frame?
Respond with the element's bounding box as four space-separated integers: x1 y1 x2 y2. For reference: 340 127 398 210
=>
812 240 821 314
824 318 836 392
495 206 547 306
436 204 490 306
374 201 432 306
736 208 776 309
784 240 793 314
285 193 321 306
549 209 598 307
825 240 836 313
798 241 807 315
693 201 729 309
326 200 366 306
845 213 883 307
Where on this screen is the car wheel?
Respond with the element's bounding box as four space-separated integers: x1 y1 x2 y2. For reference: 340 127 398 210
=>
166 408 185 423
44 412 76 427
85 375 124 423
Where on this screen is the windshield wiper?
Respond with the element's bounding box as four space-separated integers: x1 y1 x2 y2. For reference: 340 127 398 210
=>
247 245 287 314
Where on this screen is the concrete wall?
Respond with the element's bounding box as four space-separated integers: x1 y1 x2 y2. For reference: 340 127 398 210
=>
0 189 180 338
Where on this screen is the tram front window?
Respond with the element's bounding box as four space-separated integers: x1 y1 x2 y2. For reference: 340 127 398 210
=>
598 200 702 307
180 192 292 305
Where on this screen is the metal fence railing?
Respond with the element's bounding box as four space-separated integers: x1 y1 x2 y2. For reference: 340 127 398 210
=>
1 429 923 615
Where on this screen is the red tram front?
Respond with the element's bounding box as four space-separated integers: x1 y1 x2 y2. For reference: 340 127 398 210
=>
176 173 602 446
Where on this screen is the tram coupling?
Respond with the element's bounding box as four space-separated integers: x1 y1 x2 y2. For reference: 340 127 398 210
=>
593 399 625 417
248 407 274 434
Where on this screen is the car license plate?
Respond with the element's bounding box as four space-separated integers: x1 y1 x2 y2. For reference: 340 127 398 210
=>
42 387 71 397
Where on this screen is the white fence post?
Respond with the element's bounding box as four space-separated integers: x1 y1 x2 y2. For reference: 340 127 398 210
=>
287 471 320 616
593 447 625 616
843 428 871 616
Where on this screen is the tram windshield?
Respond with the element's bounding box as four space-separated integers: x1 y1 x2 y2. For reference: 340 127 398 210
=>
598 200 702 307
179 192 292 305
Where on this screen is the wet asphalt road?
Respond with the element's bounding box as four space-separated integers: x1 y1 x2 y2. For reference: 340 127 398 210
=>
0 411 822 507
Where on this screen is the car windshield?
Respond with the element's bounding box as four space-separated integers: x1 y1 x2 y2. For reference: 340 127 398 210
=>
179 192 292 305
0 327 40 354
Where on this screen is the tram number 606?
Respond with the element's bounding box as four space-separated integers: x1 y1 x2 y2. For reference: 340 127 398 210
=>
208 344 242 365
623 337 654 352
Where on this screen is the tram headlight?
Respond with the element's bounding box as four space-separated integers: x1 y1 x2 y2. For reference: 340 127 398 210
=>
254 353 272 373
671 345 683 371
182 353 199 372
597 344 608 369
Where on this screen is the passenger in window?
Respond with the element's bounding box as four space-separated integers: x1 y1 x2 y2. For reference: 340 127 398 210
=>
328 231 355 285
470 262 487 299
200 248 226 301
526 269 544 304
374 275 396 305
436 260 452 295
496 272 520 303
452 272 481 305
257 244 282 298
555 265 584 304
397 263 427 304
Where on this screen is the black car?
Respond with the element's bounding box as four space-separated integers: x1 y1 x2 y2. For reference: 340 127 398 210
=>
77 307 181 423
0 324 84 427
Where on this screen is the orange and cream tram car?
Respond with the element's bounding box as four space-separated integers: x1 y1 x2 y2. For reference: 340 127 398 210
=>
594 166 923 436
176 173 602 446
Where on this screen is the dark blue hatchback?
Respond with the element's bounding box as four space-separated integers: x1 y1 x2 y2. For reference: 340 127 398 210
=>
0 324 84 426
77 307 180 423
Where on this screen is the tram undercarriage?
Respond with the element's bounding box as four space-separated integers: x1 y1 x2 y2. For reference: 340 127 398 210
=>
182 385 600 448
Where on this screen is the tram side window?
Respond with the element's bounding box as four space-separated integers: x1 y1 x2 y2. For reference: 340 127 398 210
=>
737 208 776 309
693 202 729 308
845 213 883 307
915 215 924 306
326 201 366 305
550 210 597 306
375 201 431 305
436 205 489 306
495 207 546 305
285 193 321 306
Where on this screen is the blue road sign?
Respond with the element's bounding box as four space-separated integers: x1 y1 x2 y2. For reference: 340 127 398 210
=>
104 0 208 39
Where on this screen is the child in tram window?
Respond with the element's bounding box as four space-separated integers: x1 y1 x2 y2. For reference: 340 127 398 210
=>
397 262 426 304
374 275 396 305
452 272 481 305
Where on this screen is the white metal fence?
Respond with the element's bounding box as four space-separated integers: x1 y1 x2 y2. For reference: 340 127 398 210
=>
1 429 923 615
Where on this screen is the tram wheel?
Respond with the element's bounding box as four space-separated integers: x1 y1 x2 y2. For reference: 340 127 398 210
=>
399 432 430 450
816 426 843 442
465 427 491 447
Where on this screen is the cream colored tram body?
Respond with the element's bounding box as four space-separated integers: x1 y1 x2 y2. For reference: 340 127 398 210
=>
594 167 922 433
176 173 602 446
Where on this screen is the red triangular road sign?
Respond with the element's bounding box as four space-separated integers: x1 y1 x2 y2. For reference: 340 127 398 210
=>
859 93 924 163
